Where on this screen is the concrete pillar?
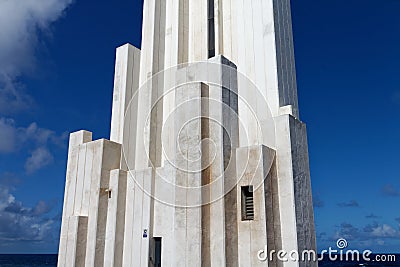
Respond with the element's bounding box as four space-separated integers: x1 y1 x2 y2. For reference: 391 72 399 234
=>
104 170 128 267
188 0 208 61
110 44 141 171
58 130 92 267
121 171 136 266
274 114 317 267
75 216 89 267
135 0 167 169
121 168 153 267
172 82 204 266
84 140 121 267
236 145 276 267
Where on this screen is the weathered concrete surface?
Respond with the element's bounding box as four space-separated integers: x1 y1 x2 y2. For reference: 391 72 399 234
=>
58 135 121 267
58 0 317 265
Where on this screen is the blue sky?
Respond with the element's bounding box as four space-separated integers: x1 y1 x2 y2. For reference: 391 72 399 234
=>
0 0 399 254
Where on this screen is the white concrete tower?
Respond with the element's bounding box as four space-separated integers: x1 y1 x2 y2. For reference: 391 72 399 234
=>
58 0 317 266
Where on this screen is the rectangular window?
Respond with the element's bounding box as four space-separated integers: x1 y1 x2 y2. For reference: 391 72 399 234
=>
208 0 215 58
154 237 162 267
241 186 254 221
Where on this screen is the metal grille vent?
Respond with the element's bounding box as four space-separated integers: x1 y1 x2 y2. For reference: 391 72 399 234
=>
241 186 254 221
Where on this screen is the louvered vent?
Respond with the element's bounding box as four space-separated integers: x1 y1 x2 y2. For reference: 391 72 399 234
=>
241 186 254 221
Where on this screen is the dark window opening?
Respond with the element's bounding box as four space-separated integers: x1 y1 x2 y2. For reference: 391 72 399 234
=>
241 186 254 221
208 0 215 58
154 237 162 267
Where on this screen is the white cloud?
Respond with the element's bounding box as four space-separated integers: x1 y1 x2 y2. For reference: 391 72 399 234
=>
0 0 73 114
0 75 33 114
0 118 67 173
371 224 399 238
0 117 67 154
0 182 56 243
23 122 68 146
333 222 400 243
25 147 54 174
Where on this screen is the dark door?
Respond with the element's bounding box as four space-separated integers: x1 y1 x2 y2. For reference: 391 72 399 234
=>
154 237 161 267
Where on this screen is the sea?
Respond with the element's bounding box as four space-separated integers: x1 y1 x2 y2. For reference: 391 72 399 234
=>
0 255 57 267
0 254 399 266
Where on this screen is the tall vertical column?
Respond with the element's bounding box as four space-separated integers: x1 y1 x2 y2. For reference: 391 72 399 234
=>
152 164 176 266
274 114 299 267
75 217 89 267
110 44 141 171
135 0 167 169
59 134 122 267
84 140 121 267
274 115 317 267
162 0 190 165
206 56 239 266
217 0 300 146
121 172 136 266
216 0 224 56
58 131 92 267
121 168 153 267
235 145 277 267
172 82 204 266
272 0 299 118
104 170 128 267
188 0 208 61
178 0 189 64
220 0 235 60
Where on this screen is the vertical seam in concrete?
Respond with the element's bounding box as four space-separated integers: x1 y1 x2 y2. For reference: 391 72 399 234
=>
61 217 69 266
276 0 284 107
284 0 292 108
249 0 258 143
80 145 88 213
87 144 95 216
185 87 189 267
281 0 289 106
71 145 81 217
132 176 136 266
286 117 299 254
138 172 143 266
